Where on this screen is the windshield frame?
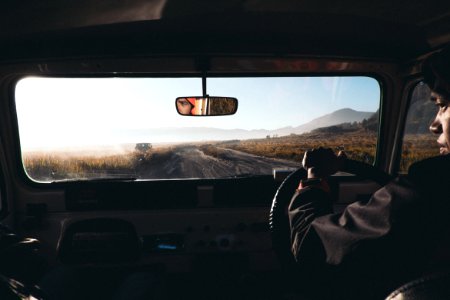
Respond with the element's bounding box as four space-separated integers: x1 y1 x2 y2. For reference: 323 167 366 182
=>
10 69 384 187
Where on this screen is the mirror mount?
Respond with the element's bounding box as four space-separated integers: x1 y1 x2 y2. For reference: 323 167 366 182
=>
195 56 210 96
202 72 207 97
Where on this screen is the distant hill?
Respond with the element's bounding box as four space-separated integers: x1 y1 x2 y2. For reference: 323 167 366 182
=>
312 123 360 134
274 108 375 136
363 109 379 131
311 109 379 134
115 108 377 143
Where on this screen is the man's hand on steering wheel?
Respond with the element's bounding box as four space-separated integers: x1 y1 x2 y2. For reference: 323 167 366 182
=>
302 148 347 179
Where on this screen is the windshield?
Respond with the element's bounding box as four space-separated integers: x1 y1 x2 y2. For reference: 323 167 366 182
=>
15 76 380 182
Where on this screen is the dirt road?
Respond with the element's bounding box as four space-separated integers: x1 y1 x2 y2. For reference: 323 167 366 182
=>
138 145 299 179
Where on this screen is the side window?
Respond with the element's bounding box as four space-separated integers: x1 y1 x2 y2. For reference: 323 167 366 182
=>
399 82 438 173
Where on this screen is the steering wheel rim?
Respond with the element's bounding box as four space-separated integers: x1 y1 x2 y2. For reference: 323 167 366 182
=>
269 159 393 268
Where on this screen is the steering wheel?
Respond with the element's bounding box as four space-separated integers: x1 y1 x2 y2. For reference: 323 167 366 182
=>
269 159 393 268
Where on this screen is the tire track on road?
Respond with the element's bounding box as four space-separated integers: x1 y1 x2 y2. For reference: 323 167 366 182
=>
137 145 300 179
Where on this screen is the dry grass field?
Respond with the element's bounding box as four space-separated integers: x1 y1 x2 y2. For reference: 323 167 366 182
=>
216 130 378 164
23 147 174 181
400 134 438 172
23 152 135 180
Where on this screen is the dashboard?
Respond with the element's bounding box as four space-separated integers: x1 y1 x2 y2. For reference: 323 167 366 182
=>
20 174 380 274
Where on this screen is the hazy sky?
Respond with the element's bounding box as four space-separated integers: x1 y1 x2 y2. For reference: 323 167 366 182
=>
15 76 380 149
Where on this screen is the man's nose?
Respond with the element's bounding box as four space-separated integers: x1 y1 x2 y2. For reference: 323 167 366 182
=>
429 117 442 134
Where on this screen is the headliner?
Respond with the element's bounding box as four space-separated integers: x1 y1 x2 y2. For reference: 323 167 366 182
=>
0 0 449 60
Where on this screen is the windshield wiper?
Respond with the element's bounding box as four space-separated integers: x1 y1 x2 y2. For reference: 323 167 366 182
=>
51 177 137 183
223 173 266 179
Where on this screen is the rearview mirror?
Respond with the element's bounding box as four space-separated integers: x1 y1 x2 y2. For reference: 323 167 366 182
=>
176 97 238 116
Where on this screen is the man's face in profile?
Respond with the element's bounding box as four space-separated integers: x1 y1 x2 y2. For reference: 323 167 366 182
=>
430 91 450 155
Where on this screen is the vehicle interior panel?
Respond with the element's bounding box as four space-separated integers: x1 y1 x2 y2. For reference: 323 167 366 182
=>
0 1 449 299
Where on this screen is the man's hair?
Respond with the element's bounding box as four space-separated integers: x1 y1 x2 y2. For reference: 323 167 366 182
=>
422 46 450 97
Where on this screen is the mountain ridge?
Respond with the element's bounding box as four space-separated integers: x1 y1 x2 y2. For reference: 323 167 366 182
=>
118 108 376 143
273 108 374 136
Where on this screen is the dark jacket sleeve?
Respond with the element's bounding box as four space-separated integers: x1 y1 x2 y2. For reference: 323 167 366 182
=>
288 177 422 266
288 186 333 264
